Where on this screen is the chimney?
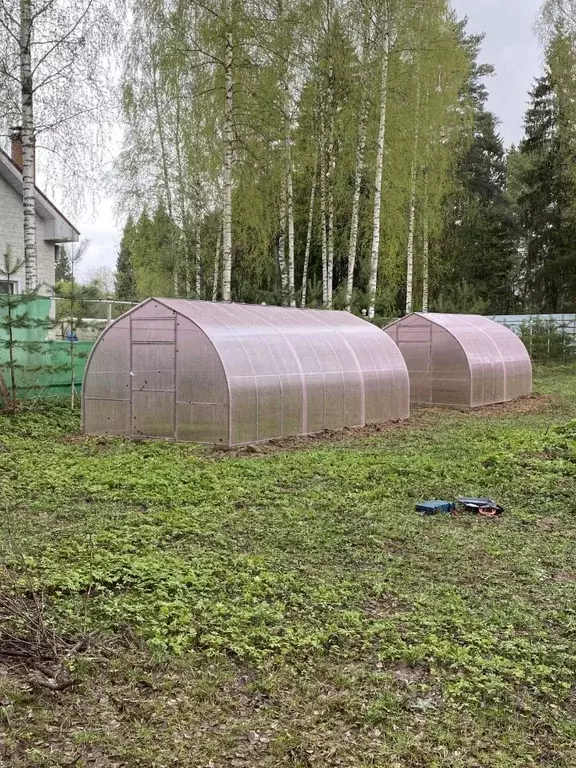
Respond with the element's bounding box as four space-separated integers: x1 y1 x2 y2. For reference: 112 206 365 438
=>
10 126 23 170
10 126 35 183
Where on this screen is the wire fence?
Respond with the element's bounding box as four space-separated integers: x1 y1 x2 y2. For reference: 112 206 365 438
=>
490 314 576 362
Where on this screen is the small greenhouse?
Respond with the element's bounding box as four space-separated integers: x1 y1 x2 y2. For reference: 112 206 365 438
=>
82 298 410 446
384 313 532 408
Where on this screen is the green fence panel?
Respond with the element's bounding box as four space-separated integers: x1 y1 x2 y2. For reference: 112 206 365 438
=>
0 297 95 398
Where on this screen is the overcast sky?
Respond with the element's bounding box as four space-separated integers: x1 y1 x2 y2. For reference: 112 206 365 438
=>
76 0 544 280
452 0 543 145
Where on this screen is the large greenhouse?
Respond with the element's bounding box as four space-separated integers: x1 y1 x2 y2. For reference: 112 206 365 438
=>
82 299 410 446
384 312 532 408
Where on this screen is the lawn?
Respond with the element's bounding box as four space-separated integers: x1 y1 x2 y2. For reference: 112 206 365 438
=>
2 365 576 767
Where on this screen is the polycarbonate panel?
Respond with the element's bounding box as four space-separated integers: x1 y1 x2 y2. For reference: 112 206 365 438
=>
135 301 176 319
176 322 228 405
83 399 131 436
82 326 130 401
131 343 175 392
176 402 228 444
385 313 532 408
132 391 174 438
256 375 283 439
83 297 410 446
229 378 258 445
131 318 175 343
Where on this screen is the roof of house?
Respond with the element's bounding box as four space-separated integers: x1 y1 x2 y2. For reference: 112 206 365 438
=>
0 148 79 243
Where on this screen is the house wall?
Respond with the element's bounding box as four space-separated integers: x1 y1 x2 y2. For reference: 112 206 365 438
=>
0 174 56 295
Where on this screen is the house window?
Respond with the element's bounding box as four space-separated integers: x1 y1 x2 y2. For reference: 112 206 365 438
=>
0 281 17 294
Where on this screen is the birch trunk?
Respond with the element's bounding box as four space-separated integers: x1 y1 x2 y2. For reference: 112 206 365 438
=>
405 61 421 316
212 227 221 301
326 111 335 308
345 96 369 312
301 157 317 307
20 0 37 291
174 95 189 295
422 169 429 312
277 181 288 303
367 18 390 319
319 116 328 307
195 225 202 297
221 5 233 302
286 141 296 307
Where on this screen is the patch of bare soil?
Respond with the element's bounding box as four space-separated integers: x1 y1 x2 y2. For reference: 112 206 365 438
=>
211 419 415 457
469 393 554 417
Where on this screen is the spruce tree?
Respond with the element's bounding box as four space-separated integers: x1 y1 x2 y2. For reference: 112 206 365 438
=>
516 29 576 312
115 216 137 300
55 245 72 284
435 31 517 313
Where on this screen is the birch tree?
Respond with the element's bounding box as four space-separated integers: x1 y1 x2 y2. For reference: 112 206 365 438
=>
405 57 421 315
113 0 476 312
345 89 368 312
421 166 429 311
367 5 391 319
0 0 118 290
301 156 317 306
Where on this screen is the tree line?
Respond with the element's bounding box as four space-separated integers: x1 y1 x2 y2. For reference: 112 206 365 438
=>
112 0 576 317
3 0 576 318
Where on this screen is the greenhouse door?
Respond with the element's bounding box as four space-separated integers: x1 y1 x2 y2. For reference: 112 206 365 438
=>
130 328 176 439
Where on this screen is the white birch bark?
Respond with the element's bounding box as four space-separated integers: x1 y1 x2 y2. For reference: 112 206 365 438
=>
20 0 37 291
195 225 202 297
212 227 221 302
221 3 233 302
277 181 288 303
301 157 317 307
367 16 390 319
286 139 296 307
422 168 429 312
174 95 189 295
319 116 328 307
326 110 335 308
345 96 369 312
405 60 422 316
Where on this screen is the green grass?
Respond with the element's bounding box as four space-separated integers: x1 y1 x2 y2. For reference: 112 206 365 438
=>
2 365 576 766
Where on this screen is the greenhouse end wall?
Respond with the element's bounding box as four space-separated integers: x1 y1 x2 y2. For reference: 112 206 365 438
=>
384 313 532 408
83 299 410 446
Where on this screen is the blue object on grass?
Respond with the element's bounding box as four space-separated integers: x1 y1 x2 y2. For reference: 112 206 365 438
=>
416 500 455 516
